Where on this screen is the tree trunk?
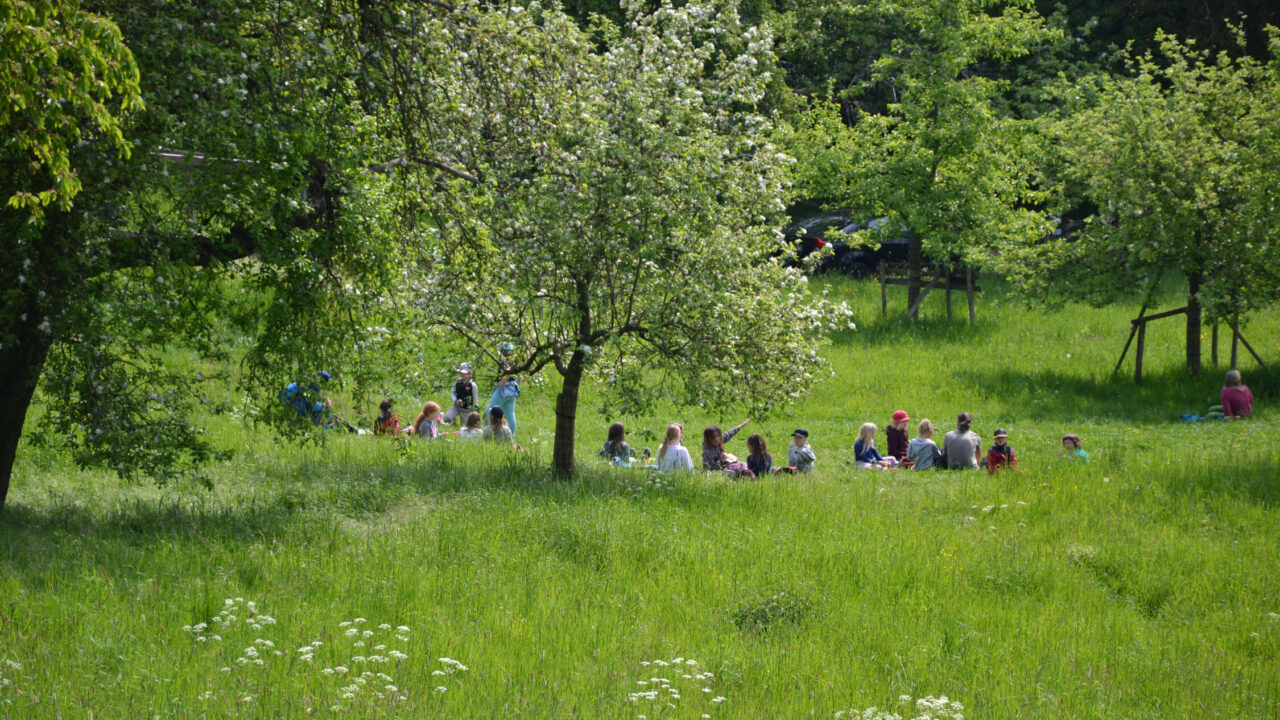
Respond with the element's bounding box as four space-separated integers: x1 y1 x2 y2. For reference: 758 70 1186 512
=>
905 234 923 319
0 327 52 512
1186 270 1202 376
552 353 584 477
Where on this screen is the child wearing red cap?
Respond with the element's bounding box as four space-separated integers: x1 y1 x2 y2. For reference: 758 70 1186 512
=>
886 410 911 462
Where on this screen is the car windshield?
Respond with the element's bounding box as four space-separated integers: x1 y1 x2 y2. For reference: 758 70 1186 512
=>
787 213 849 236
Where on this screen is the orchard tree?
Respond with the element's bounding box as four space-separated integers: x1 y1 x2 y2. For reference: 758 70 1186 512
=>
396 0 853 475
0 0 438 510
790 0 1058 317
1004 28 1280 375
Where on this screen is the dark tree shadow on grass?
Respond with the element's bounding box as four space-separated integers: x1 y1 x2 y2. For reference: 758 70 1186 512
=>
0 444 732 585
1157 455 1280 507
954 363 1280 424
829 313 998 349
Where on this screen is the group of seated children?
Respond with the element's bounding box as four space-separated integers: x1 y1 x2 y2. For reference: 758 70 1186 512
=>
369 361 521 447
603 420 818 477
854 410 1090 472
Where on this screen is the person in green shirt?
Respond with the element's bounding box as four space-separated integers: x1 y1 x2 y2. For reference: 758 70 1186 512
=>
1060 434 1089 462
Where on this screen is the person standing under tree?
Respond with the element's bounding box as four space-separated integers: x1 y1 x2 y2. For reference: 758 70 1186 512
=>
486 342 520 437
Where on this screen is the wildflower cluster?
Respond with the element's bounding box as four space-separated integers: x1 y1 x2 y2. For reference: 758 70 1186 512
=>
184 597 276 644
627 657 726 719
182 600 459 713
834 695 964 720
0 659 20 705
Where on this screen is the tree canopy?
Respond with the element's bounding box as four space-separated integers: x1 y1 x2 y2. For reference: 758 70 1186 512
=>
1004 27 1280 374
789 0 1058 316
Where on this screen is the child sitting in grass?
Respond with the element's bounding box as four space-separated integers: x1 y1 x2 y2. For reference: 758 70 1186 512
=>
457 411 484 441
657 423 694 473
886 410 910 462
1060 433 1088 462
906 419 942 470
482 406 514 444
373 399 401 436
599 422 632 464
986 428 1017 473
413 401 443 439
701 419 750 472
786 429 816 474
854 422 893 469
745 434 771 478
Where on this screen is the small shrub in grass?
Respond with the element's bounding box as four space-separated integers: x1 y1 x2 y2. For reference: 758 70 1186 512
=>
729 589 811 633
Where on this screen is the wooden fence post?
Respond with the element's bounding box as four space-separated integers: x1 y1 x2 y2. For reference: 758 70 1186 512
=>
1231 317 1239 369
945 264 953 322
1135 321 1146 385
965 266 975 323
879 262 888 318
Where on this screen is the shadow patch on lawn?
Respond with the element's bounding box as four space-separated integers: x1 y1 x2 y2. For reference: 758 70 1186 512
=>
1158 455 1280 508
951 365 1270 424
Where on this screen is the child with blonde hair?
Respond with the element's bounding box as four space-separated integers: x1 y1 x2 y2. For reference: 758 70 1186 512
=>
657 423 694 472
854 422 893 469
906 418 942 470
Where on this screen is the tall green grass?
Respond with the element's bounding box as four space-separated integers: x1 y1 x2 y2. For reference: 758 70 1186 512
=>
1 276 1277 719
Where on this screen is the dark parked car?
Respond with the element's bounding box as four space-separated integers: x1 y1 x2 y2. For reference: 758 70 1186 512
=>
781 211 853 270
782 212 915 277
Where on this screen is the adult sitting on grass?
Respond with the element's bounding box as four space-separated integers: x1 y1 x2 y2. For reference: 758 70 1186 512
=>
1220 369 1253 419
941 412 982 470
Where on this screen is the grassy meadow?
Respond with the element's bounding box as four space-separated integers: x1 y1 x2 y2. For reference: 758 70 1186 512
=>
2 276 1279 719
